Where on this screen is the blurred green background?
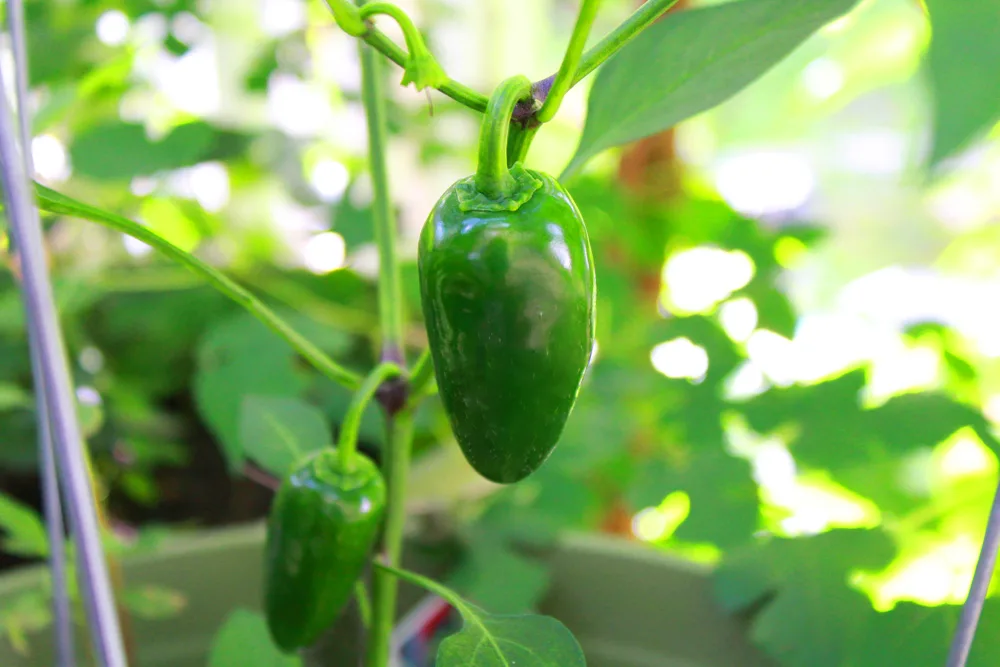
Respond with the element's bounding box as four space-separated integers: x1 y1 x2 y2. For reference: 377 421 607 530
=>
3 0 1000 664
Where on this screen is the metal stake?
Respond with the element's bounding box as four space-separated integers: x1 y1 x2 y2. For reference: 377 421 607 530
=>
945 480 1000 667
0 53 127 667
4 0 76 663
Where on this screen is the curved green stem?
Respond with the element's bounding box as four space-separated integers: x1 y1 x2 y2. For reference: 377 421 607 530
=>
337 362 401 469
536 0 602 124
374 561 470 615
573 0 679 85
325 0 488 111
358 2 447 91
474 76 533 200
32 184 362 390
508 125 540 166
365 408 415 667
359 28 405 364
407 348 437 404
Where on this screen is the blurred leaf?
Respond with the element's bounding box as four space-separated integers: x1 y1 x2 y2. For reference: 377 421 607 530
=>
208 609 301 667
925 0 1000 163
738 370 874 470
194 313 308 470
715 529 895 667
70 121 217 180
122 585 187 619
565 0 861 176
627 449 758 548
741 283 797 339
0 592 51 656
449 532 551 615
0 384 32 410
239 395 332 477
866 392 1000 455
847 601 1000 667
0 493 47 558
139 198 203 252
86 287 233 398
245 43 279 91
332 184 375 251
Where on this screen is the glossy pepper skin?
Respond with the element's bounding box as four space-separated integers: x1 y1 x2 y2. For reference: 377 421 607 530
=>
264 449 385 653
418 168 595 484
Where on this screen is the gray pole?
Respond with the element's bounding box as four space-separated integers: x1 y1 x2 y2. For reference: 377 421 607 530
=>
0 54 127 667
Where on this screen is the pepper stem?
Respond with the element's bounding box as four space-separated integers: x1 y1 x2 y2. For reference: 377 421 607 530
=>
474 75 533 201
337 362 401 470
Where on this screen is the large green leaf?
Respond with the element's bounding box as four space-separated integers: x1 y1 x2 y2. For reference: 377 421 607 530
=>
194 313 309 470
925 0 1000 164
70 121 217 180
563 0 861 176
208 609 301 667
714 529 896 667
239 395 332 477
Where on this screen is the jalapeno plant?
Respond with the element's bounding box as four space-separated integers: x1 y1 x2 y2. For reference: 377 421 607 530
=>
15 0 887 665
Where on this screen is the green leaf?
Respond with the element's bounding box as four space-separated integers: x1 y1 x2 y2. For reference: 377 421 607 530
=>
0 493 47 558
738 370 874 470
564 0 860 176
376 563 585 667
121 585 187 620
866 392 1000 455
714 529 895 667
449 533 551 615
847 601 1000 667
627 449 758 548
0 384 32 411
194 313 309 470
70 121 217 180
437 610 585 667
0 592 51 656
239 395 332 477
925 0 1000 164
208 609 301 667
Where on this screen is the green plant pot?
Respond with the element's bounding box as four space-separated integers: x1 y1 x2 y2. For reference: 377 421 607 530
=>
0 524 774 667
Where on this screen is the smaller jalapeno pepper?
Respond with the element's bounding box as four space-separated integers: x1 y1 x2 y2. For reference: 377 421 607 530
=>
264 449 385 653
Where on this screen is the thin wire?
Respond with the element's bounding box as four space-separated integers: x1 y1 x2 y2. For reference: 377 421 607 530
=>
945 480 1000 667
5 1 76 663
0 58 128 667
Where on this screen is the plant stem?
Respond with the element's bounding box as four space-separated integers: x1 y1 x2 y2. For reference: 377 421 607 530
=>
511 0 680 124
325 0 488 112
475 76 533 199
337 362 400 469
365 408 415 667
359 23 405 364
536 0 602 124
573 0 679 85
357 2 424 64
33 184 362 390
407 348 434 399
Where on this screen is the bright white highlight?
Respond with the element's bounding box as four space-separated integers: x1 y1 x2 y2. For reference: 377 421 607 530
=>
303 232 347 274
651 338 709 382
96 10 130 46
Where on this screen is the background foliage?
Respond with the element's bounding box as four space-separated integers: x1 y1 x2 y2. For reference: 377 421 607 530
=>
3 0 1000 665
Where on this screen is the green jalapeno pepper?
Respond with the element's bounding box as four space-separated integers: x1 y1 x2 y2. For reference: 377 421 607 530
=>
263 449 385 652
418 76 596 484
